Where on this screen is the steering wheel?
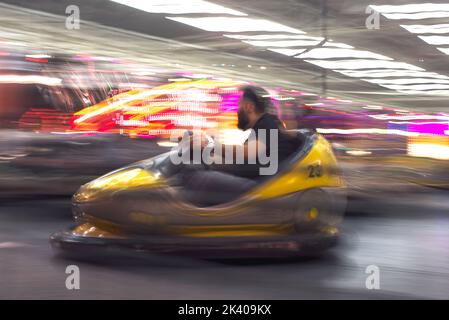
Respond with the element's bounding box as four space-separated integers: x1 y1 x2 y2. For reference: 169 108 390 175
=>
201 134 215 168
178 131 215 170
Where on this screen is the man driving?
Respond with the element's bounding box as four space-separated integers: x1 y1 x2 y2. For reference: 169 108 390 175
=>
179 85 300 206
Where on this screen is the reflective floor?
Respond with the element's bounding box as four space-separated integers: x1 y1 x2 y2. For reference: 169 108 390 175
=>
1 196 449 299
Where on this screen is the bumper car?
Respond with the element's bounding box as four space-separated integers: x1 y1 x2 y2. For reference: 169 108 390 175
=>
50 130 346 258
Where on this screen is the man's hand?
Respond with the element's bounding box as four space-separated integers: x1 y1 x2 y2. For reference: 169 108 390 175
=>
190 132 209 150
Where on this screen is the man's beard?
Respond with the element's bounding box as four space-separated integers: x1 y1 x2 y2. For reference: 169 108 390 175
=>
237 109 249 130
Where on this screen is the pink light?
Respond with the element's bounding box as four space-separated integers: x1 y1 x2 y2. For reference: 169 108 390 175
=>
409 122 449 136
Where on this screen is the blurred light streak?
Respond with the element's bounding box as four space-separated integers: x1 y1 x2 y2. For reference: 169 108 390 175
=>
297 48 392 60
165 17 305 33
379 83 449 90
383 12 449 20
401 24 449 34
339 70 449 79
371 3 449 13
224 34 322 40
362 78 449 85
408 136 449 160
409 122 449 136
25 54 52 59
0 75 62 85
418 35 449 45
157 141 178 147
370 114 449 121
110 0 247 16
345 150 372 156
71 80 243 137
317 128 420 137
437 47 449 54
304 59 424 71
243 39 321 47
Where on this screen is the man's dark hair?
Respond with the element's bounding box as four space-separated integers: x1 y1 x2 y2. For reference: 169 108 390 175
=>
241 85 272 113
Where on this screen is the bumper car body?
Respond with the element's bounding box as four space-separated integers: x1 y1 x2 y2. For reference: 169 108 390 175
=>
51 130 346 258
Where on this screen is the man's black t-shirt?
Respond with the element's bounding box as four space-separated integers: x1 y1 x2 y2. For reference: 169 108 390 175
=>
215 113 299 178
251 113 299 164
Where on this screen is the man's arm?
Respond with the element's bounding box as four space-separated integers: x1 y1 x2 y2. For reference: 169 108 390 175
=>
216 138 267 163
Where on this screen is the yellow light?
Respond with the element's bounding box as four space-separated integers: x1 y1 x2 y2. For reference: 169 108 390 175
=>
408 143 449 160
307 208 319 221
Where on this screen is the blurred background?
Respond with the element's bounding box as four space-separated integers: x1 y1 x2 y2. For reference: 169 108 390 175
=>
1 0 449 299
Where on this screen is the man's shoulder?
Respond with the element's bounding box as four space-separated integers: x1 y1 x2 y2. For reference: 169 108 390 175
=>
253 113 280 130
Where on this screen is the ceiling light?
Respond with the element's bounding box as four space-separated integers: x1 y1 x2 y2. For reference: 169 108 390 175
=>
304 59 424 70
370 4 449 13
339 69 449 79
382 12 449 20
323 42 354 49
397 90 449 95
401 24 449 34
379 83 449 90
166 17 304 33
242 39 321 47
110 0 246 15
362 78 449 84
297 48 392 60
437 47 449 54
224 34 313 40
268 48 306 56
418 35 449 45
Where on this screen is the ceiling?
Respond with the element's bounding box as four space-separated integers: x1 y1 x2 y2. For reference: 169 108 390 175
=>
1 0 449 111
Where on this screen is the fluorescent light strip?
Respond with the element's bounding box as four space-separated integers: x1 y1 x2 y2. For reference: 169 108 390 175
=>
224 34 320 40
362 78 449 85
383 12 449 20
268 48 306 56
437 47 449 54
339 70 449 79
242 39 321 47
224 34 353 49
370 4 449 14
297 48 392 60
323 42 354 49
419 35 449 45
401 24 449 34
110 0 246 15
397 90 449 95
304 59 424 71
380 83 449 90
166 17 304 33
